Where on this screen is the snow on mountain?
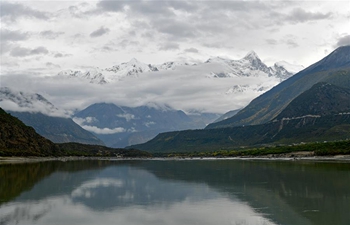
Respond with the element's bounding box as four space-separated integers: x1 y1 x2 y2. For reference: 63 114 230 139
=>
55 51 302 84
205 51 302 80
274 61 305 74
57 68 107 84
0 87 70 118
105 58 159 79
156 61 193 70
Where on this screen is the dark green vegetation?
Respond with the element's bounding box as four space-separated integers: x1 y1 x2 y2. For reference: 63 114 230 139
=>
207 46 350 129
154 140 350 158
0 108 150 157
274 82 350 120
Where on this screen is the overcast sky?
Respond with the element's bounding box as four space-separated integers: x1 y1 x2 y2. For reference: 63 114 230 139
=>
1 0 349 75
1 0 350 114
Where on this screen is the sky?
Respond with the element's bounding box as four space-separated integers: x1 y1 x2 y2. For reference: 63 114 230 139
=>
1 0 350 114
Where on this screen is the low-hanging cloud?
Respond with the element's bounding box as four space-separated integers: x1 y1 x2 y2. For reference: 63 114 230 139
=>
73 117 126 134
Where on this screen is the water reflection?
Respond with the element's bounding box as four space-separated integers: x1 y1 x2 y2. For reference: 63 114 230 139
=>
1 160 350 225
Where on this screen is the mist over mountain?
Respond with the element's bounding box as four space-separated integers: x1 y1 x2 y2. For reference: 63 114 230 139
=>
56 51 302 84
2 51 302 116
131 46 350 153
73 102 220 147
207 46 350 129
0 87 104 145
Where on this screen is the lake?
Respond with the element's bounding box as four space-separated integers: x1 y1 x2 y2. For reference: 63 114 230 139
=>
1 159 350 225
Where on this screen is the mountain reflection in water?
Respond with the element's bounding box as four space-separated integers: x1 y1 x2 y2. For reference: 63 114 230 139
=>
1 159 350 225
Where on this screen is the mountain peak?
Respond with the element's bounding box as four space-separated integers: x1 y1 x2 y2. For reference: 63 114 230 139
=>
243 51 260 60
128 58 141 65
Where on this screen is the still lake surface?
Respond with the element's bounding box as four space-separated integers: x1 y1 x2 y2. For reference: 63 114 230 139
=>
0 159 350 225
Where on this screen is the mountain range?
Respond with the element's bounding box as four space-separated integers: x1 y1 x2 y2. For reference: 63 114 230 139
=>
73 102 220 147
56 51 303 84
131 46 350 153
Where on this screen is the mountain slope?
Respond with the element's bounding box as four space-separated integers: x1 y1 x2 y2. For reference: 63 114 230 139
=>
0 107 56 155
274 82 350 120
8 112 104 145
131 82 350 153
0 87 104 145
207 46 350 129
73 103 219 147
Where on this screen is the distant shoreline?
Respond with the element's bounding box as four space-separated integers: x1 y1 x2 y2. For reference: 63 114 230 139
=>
1 154 350 164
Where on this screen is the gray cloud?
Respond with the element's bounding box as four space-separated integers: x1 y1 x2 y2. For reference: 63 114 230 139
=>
90 26 110 38
1 29 29 42
46 62 61 69
159 43 179 51
96 1 126 12
54 53 72 58
40 30 65 39
184 48 199 53
0 2 48 22
10 46 49 57
286 8 332 23
266 39 278 45
334 35 350 48
285 39 299 48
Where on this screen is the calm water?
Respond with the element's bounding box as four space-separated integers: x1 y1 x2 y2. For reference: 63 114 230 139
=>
1 159 350 225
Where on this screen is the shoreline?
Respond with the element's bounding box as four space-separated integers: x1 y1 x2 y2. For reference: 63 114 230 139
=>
1 154 350 164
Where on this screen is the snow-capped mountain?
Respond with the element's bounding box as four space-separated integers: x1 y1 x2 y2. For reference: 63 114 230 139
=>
0 87 104 145
73 102 220 147
55 51 303 84
205 51 303 80
105 58 159 78
57 68 107 84
0 87 69 118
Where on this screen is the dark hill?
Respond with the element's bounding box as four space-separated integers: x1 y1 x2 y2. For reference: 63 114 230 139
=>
274 82 350 120
207 46 350 129
0 108 56 156
9 112 104 145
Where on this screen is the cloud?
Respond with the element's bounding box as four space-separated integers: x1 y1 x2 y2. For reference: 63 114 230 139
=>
10 46 49 57
159 42 179 51
1 29 29 42
73 117 126 134
40 30 65 39
286 8 332 23
90 26 110 38
117 113 136 122
54 53 72 58
46 62 61 69
334 35 350 48
0 87 70 118
0 1 48 22
265 39 278 45
184 48 199 53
